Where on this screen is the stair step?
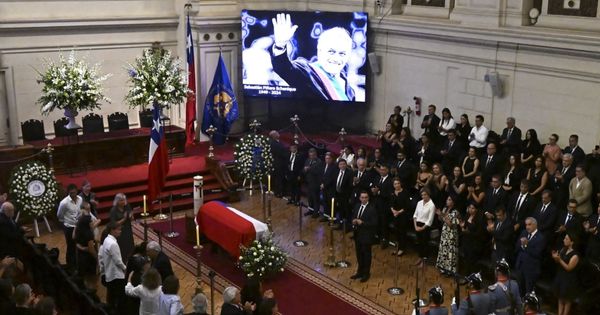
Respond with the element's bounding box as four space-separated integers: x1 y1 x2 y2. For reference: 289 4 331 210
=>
96 191 229 222
90 169 213 193
94 176 220 202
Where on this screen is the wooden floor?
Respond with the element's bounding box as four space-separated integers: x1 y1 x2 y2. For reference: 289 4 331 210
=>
36 191 460 314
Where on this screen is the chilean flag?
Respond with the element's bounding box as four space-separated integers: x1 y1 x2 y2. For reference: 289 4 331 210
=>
185 15 197 145
148 103 170 202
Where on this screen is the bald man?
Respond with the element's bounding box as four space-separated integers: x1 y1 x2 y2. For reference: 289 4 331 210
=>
0 202 25 258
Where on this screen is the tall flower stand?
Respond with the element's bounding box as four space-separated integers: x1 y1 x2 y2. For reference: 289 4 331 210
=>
15 213 52 238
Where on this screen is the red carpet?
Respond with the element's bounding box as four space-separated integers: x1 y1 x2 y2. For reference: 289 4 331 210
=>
144 219 375 315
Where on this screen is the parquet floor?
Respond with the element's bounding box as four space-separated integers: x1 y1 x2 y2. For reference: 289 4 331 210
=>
36 191 458 314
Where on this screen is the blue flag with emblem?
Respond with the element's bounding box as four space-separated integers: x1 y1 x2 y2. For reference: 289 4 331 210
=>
201 53 239 145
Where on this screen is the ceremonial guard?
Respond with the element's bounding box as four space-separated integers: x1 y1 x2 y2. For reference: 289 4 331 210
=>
523 292 546 315
488 259 522 315
424 286 448 315
451 273 492 315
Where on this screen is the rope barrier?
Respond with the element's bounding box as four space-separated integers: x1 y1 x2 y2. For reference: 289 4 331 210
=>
0 149 48 164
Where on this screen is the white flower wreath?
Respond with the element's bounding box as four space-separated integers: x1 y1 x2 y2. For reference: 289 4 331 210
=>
9 161 59 218
233 134 274 180
238 233 287 280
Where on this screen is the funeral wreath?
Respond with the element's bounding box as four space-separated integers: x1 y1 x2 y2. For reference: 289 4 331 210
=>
234 133 274 180
9 161 59 218
238 233 287 280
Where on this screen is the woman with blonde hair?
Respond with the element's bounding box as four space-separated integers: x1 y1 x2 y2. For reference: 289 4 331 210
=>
110 193 135 262
126 267 163 315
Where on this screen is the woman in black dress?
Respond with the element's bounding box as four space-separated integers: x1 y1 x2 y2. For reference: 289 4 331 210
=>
395 127 416 161
552 232 580 315
75 202 100 278
502 154 525 195
459 202 487 275
379 123 397 162
446 166 467 212
390 178 410 256
79 180 99 217
461 147 480 186
527 156 548 201
521 129 542 170
110 193 135 262
387 106 404 134
456 114 471 144
466 174 486 210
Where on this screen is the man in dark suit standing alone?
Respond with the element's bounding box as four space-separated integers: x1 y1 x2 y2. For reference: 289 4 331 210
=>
303 148 322 217
284 144 303 206
421 104 441 144
481 143 503 185
268 130 288 197
350 191 378 282
563 134 585 166
319 153 337 222
333 159 353 230
533 190 558 244
508 179 536 234
515 217 545 294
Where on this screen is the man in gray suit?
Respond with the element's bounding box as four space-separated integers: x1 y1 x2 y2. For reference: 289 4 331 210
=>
452 273 492 315
569 165 593 218
488 259 522 315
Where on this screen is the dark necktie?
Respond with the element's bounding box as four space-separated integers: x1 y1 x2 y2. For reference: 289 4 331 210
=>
358 205 365 219
562 167 568 175
496 220 502 231
358 171 362 180
336 171 344 192
449 141 454 150
487 156 492 167
565 214 572 225
527 233 532 240
515 194 524 213
380 177 384 185
324 164 328 175
540 204 547 215
507 128 512 139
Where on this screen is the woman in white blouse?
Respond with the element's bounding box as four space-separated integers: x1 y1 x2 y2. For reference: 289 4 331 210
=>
125 267 162 315
337 145 356 168
413 188 436 267
437 107 456 137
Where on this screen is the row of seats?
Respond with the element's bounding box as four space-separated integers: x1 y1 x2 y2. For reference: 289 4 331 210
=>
21 110 156 142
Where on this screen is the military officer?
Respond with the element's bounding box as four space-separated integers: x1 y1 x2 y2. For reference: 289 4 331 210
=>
523 291 546 315
489 259 522 315
424 285 448 315
451 273 493 315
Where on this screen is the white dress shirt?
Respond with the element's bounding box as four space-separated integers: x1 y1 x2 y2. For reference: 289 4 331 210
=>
98 234 126 282
126 283 162 315
469 125 489 148
57 195 82 228
413 199 436 227
158 293 184 315
438 118 456 136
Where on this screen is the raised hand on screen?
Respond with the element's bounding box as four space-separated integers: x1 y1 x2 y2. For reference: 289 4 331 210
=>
272 13 298 48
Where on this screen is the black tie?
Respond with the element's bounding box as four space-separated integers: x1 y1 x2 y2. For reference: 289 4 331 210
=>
487 156 492 167
540 204 547 214
527 233 532 240
358 171 362 179
380 177 384 185
337 171 344 192
449 141 453 150
324 164 328 175
507 128 512 139
358 205 365 219
496 220 502 231
566 214 572 225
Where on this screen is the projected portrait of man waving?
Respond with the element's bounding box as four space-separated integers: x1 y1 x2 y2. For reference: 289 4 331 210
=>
270 13 358 102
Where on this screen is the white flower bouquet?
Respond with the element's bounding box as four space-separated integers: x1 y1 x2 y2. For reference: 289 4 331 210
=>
125 48 191 110
238 234 287 280
9 161 59 218
37 51 111 115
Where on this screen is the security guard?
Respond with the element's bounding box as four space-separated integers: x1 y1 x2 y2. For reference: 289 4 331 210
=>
489 259 522 315
424 285 448 315
523 291 546 315
451 272 493 315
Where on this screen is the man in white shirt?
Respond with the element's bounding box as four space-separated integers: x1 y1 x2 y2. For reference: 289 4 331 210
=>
57 184 82 270
99 222 127 311
469 115 489 154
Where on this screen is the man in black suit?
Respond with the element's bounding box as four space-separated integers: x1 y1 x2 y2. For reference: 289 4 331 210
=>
319 152 337 222
484 175 507 213
284 144 303 206
481 143 504 185
391 151 416 190
515 217 545 294
488 207 514 263
554 199 584 249
352 157 371 204
220 286 253 315
508 179 536 234
370 165 394 248
303 148 322 217
146 241 174 282
350 191 378 282
499 117 522 155
563 134 585 167
420 104 441 144
552 153 576 210
268 130 288 197
440 129 465 175
533 190 559 244
0 202 26 259
333 159 353 229
584 204 600 262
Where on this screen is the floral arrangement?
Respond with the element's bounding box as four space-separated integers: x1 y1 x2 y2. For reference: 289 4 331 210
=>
238 234 287 280
233 134 274 181
125 48 191 110
37 51 111 115
9 161 59 218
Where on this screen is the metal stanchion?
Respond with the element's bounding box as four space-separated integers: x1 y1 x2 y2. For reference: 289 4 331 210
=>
154 194 168 220
336 220 350 268
165 193 179 238
324 218 337 267
293 202 308 247
387 243 405 295
208 270 216 315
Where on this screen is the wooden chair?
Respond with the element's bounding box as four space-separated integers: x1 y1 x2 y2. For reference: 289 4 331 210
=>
21 119 46 142
107 112 129 132
82 113 104 135
138 109 153 128
53 117 78 137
